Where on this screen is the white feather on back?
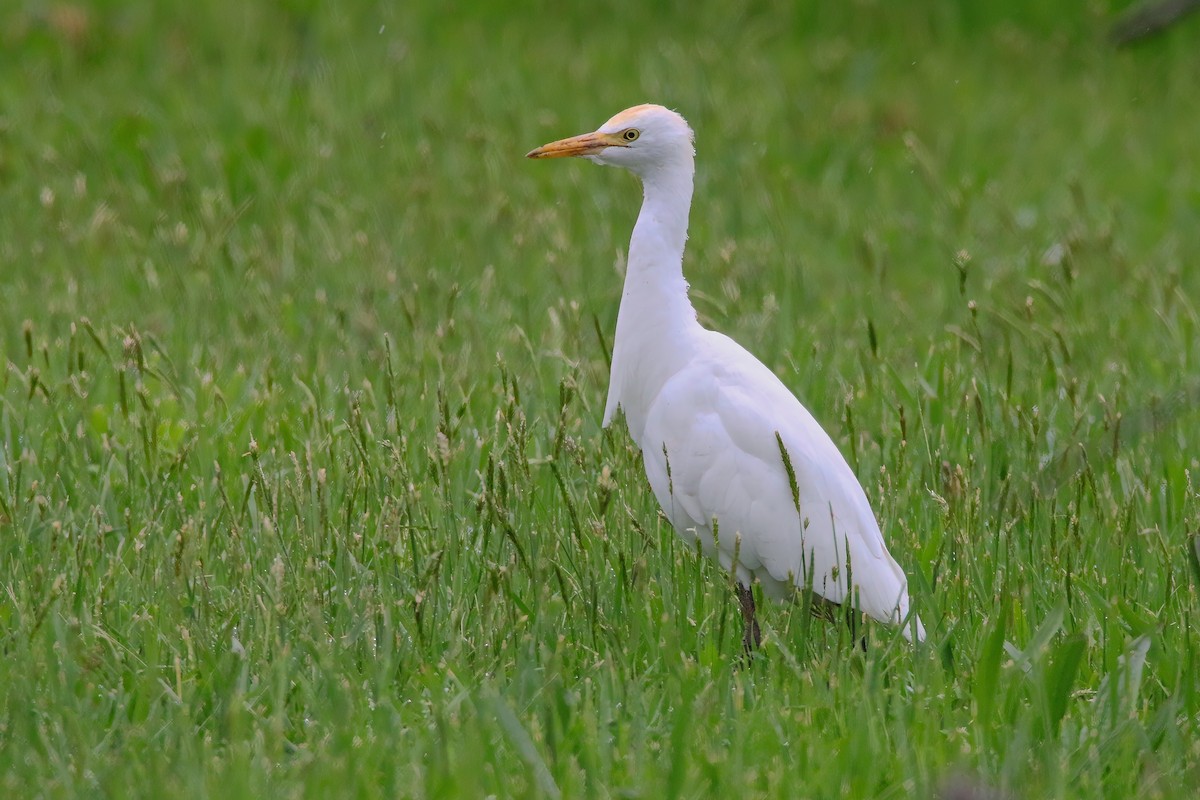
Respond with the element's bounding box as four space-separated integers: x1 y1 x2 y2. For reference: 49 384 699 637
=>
635 329 923 640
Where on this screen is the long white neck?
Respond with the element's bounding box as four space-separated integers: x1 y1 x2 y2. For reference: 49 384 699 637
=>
603 152 701 440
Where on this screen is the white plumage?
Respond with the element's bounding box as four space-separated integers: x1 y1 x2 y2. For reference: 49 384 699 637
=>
529 104 925 645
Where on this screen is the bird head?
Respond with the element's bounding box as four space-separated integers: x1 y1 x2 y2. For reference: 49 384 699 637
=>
526 104 694 177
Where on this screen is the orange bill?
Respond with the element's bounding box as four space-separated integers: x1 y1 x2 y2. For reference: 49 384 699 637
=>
526 131 624 159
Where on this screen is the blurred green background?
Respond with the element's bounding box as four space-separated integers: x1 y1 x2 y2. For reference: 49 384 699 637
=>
2 1 1199 797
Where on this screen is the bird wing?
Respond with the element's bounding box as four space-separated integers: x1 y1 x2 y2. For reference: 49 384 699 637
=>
639 330 918 631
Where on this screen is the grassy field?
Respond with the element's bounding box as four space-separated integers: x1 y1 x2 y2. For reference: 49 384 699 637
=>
2 1 1200 797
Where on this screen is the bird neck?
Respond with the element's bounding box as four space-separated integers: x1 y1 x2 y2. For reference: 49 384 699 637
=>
603 154 700 437
622 156 697 327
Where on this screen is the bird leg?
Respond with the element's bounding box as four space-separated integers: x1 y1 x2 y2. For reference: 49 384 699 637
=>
845 605 868 653
736 583 762 654
810 595 867 650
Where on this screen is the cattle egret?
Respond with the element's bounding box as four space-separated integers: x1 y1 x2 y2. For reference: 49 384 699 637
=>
528 104 925 648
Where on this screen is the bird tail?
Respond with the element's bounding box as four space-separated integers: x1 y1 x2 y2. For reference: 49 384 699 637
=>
900 611 926 643
860 553 926 643
889 576 925 643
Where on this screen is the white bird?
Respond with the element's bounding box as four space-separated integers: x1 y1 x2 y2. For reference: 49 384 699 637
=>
528 104 925 648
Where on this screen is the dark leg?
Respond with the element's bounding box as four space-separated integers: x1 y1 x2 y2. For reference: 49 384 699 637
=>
736 583 762 654
844 605 867 652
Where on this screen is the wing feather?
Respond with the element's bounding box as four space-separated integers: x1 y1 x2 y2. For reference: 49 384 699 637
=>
639 331 921 635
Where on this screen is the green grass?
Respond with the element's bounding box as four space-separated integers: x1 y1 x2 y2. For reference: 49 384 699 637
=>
3 1 1200 797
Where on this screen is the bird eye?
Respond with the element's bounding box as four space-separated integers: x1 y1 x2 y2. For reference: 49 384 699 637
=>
622 129 640 142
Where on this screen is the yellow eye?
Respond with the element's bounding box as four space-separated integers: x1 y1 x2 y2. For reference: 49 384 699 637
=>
622 129 640 142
